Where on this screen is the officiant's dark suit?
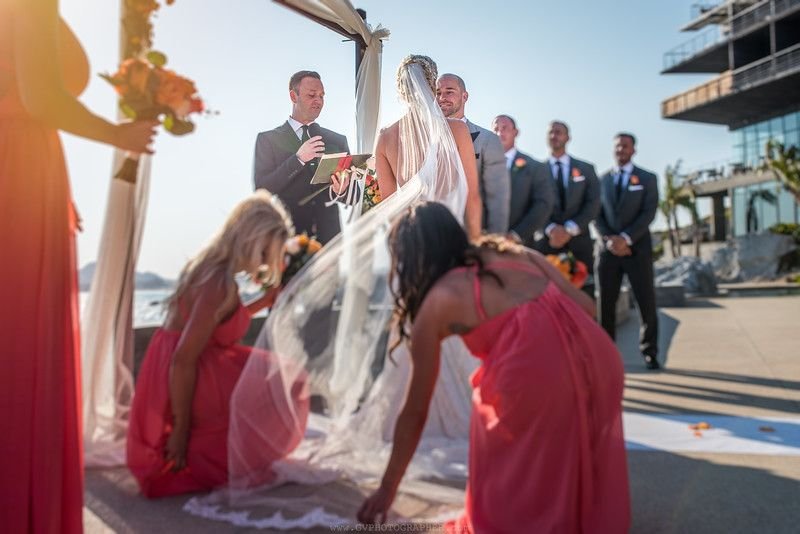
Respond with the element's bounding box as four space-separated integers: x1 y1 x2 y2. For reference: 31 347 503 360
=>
596 133 660 369
532 122 600 290
253 71 349 245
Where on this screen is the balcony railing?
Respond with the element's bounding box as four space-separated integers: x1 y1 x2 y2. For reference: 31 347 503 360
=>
691 2 723 19
662 71 733 117
733 42 800 89
663 26 727 70
774 0 800 16
731 0 771 36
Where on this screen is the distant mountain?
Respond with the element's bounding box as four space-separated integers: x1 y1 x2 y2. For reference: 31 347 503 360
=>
78 262 175 291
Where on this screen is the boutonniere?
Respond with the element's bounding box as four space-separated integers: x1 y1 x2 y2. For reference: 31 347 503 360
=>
514 157 526 169
630 175 640 185
571 167 585 181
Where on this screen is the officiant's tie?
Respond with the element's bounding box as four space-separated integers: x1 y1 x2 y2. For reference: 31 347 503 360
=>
300 125 310 144
555 161 567 208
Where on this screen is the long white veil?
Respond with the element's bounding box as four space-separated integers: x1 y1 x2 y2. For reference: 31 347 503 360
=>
185 59 472 529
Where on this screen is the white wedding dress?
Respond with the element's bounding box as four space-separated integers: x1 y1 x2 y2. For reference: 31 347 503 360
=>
184 61 475 529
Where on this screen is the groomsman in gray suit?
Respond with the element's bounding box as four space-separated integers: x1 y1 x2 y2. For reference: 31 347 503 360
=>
436 73 509 233
597 133 660 370
492 114 554 246
533 120 600 294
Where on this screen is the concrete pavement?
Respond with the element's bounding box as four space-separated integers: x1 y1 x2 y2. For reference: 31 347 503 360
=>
85 294 800 533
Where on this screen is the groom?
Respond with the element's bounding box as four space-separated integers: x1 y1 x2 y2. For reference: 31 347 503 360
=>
436 73 510 234
253 70 350 244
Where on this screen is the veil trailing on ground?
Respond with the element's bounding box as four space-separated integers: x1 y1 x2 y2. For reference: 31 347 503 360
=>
185 59 471 529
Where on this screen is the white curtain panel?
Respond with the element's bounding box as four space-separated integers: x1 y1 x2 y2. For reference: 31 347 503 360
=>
82 153 152 467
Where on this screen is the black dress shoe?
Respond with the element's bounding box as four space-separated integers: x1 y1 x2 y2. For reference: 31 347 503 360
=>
643 354 660 370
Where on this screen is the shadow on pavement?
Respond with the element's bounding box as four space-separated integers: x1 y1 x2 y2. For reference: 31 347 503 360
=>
628 450 800 534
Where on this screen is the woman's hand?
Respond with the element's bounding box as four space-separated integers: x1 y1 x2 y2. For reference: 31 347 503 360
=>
164 427 189 472
357 483 397 525
114 119 159 154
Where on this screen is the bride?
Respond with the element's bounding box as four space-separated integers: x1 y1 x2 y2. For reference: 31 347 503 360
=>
186 55 483 528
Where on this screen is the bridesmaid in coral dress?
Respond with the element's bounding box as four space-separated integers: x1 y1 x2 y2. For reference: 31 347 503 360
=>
126 192 309 498
358 201 630 533
0 2 156 532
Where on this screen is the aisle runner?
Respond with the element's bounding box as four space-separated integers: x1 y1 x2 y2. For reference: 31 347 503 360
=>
623 413 800 455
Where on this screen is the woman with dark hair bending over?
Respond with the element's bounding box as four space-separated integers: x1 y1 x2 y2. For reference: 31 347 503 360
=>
358 201 630 533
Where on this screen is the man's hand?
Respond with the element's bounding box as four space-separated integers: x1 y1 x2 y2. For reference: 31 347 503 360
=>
296 135 325 163
330 168 353 195
548 225 571 249
606 235 632 257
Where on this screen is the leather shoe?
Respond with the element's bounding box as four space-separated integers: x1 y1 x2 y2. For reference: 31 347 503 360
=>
643 354 660 370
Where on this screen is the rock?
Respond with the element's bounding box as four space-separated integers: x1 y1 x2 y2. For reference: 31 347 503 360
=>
711 232 797 282
655 283 686 307
654 256 718 295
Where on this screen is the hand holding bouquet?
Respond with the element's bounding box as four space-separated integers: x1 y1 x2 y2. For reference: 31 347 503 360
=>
259 233 323 292
545 252 588 288
101 52 206 183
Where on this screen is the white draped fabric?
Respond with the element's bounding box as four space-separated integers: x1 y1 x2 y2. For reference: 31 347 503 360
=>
82 154 152 466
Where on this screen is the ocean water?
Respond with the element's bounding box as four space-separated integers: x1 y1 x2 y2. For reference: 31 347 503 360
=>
79 289 172 328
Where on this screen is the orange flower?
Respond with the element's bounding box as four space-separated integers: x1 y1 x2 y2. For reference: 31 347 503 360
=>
306 239 322 254
112 58 151 96
154 68 199 116
571 167 581 178
514 157 526 168
297 234 310 248
630 175 640 185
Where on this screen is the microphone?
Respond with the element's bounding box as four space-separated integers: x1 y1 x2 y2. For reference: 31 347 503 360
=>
307 123 323 167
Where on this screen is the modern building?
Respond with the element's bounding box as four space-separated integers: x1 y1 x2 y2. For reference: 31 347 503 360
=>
661 0 800 240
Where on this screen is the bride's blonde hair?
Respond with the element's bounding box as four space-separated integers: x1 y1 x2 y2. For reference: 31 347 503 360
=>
396 54 438 103
166 190 293 317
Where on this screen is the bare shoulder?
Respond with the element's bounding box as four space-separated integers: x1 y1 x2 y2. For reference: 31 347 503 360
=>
446 118 469 136
420 270 472 314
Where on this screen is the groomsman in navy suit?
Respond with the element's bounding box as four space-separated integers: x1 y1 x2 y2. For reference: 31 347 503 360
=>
533 120 600 295
253 70 350 244
596 133 660 370
492 114 553 246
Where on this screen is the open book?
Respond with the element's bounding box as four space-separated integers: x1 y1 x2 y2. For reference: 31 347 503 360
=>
310 152 372 185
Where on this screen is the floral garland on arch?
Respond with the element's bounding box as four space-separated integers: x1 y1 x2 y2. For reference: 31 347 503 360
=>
104 0 208 183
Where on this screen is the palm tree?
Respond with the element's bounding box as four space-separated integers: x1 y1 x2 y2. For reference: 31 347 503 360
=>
660 162 683 258
745 189 777 233
765 140 800 203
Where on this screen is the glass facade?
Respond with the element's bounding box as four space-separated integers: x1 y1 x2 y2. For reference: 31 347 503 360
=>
731 109 800 235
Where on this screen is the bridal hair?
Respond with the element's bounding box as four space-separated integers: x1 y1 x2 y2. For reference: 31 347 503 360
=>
289 70 321 93
388 201 519 352
165 190 293 317
396 54 438 102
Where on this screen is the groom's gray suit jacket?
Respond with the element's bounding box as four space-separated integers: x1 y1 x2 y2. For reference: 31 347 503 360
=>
465 119 510 233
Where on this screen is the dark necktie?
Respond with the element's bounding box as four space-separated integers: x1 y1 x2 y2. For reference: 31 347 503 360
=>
615 170 625 202
300 124 310 144
555 161 566 208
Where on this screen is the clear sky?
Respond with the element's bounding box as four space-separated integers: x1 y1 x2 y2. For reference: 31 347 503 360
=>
61 0 731 278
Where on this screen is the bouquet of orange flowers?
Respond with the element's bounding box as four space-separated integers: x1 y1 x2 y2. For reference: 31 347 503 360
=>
101 51 205 183
545 252 589 288
361 167 382 215
260 233 322 291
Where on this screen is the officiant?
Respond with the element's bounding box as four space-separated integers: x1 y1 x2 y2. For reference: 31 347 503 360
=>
253 70 350 244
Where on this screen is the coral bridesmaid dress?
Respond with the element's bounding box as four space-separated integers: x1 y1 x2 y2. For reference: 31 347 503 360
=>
126 300 310 498
0 13 90 534
446 262 630 533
